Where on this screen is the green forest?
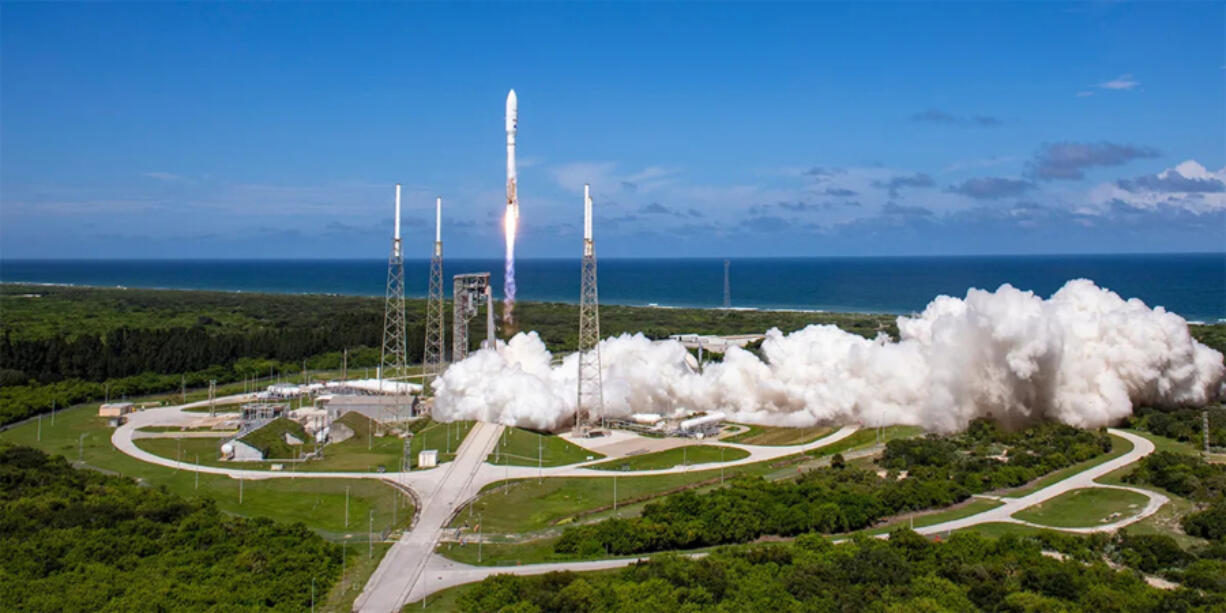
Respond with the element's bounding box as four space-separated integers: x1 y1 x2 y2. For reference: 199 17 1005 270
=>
0 283 895 426
0 444 342 612
556 421 1111 555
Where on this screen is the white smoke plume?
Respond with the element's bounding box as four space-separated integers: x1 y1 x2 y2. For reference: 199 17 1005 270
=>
432 280 1224 433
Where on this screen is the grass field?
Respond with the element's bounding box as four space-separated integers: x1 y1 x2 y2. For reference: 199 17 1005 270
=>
0 402 413 538
723 424 833 446
1094 429 1211 548
133 418 474 473
995 433 1133 498
487 427 603 467
954 522 1049 539
322 543 391 613
588 445 749 471
451 425 920 535
857 498 1005 536
1012 488 1149 528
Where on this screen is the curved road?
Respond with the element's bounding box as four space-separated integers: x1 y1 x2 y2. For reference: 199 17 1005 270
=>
110 402 1167 612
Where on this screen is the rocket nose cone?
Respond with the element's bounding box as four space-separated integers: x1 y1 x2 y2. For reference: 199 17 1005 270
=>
507 89 517 105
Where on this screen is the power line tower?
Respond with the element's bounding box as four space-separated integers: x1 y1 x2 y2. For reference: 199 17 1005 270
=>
723 259 731 308
423 197 446 391
380 184 408 389
452 273 491 362
576 184 603 436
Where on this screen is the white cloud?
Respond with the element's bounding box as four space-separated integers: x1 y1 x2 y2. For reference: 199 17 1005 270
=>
1097 73 1140 90
1088 160 1226 213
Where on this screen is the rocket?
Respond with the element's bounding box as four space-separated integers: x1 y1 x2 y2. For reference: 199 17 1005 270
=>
505 89 518 227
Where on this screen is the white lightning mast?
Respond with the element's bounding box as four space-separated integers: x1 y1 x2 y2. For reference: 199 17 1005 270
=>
424 197 446 391
576 183 603 435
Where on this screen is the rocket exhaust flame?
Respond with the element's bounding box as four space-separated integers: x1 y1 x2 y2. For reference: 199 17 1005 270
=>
503 89 519 326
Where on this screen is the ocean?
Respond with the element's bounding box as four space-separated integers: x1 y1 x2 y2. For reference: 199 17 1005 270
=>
2 254 1224 322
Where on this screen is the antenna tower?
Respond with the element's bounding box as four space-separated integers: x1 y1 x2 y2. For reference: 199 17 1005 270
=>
723 259 731 308
380 184 409 388
423 197 446 390
576 184 603 436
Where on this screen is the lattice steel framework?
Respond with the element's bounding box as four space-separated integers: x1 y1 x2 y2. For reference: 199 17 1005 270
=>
452 273 491 362
423 198 446 390
576 184 603 436
380 186 408 385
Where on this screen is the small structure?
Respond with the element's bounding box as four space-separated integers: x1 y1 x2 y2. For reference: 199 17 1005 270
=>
221 439 265 462
98 402 133 418
678 411 726 439
240 403 286 424
319 395 418 423
417 449 438 469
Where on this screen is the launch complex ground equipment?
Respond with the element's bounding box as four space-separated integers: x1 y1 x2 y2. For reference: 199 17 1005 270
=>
452 273 492 362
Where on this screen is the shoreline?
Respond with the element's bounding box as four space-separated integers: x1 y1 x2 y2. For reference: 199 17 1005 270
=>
3 279 1223 324
0 280 898 318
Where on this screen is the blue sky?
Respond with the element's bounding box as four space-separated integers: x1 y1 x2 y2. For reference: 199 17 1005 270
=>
2 2 1223 259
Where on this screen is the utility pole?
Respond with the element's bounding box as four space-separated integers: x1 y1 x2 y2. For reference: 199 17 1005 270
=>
478 514 483 563
342 348 348 381
181 374 186 403
368 509 374 559
613 474 618 517
208 380 216 418
345 486 350 528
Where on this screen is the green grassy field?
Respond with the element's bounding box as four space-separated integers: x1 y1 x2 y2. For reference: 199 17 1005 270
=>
133 418 473 473
723 424 833 446
487 427 604 466
322 543 391 613
451 426 917 535
0 403 413 538
1012 488 1149 528
588 445 750 471
953 522 1048 539
995 433 1133 498
1094 429 1211 548
857 498 1005 536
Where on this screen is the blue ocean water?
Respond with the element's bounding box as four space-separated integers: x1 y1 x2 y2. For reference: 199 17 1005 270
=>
2 254 1224 322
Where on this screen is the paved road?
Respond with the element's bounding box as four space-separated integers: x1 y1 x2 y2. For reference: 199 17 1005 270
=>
354 421 506 612
395 428 1169 608
108 402 1169 612
914 428 1167 535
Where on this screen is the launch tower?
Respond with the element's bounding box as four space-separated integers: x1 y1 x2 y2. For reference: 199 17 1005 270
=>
452 273 491 362
576 184 604 435
423 197 446 390
380 185 409 388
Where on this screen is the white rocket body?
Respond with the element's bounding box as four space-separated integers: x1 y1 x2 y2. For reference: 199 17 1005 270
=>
506 90 518 221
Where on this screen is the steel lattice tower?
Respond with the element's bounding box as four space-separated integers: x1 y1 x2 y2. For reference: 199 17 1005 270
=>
576 184 603 436
380 185 408 387
423 197 446 390
451 273 491 362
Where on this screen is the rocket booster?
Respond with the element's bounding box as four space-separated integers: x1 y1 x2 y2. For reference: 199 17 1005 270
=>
506 89 518 218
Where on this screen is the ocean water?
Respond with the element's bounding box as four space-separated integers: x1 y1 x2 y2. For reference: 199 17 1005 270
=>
2 254 1223 322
